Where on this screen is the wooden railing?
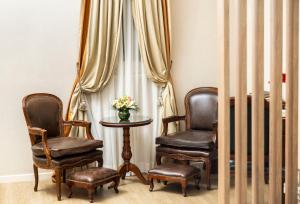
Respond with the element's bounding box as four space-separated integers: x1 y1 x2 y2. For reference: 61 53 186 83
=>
217 0 299 203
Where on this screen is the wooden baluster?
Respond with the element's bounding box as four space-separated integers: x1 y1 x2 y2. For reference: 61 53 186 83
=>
269 0 283 203
218 0 230 203
251 0 265 203
233 0 247 203
285 0 299 203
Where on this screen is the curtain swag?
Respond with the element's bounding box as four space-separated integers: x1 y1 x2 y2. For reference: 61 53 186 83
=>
66 0 178 134
131 0 178 133
66 0 123 125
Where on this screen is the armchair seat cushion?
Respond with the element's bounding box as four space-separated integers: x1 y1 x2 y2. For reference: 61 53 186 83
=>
155 130 215 150
156 146 213 158
148 164 200 178
33 150 103 167
32 137 103 158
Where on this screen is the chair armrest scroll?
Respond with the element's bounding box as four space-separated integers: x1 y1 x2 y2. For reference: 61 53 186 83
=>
27 127 52 166
162 115 186 136
63 120 94 140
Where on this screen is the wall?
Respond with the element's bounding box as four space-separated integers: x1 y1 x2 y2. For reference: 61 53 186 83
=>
171 0 218 115
0 0 80 179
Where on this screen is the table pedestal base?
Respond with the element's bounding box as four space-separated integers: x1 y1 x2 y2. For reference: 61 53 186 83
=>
118 163 148 185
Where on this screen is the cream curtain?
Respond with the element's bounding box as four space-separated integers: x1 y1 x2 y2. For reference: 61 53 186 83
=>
67 0 123 122
131 0 178 133
85 0 160 171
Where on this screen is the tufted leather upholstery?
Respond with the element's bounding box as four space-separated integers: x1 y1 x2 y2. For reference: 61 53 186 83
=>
148 164 200 178
156 130 215 150
156 88 218 190
68 167 118 183
24 94 63 139
23 93 104 201
32 137 103 158
187 92 218 130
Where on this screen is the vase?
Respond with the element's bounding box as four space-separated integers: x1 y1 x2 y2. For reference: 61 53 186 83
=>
118 109 130 121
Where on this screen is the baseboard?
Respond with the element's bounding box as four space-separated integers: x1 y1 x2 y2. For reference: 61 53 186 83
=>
0 172 52 183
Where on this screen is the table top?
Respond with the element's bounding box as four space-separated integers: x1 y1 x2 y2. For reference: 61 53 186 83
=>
99 115 153 128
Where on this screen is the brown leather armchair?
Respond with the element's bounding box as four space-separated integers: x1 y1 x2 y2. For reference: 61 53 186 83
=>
156 87 218 190
22 93 103 201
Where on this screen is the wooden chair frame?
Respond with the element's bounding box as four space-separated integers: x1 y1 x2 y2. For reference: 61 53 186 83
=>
156 87 218 190
22 93 103 201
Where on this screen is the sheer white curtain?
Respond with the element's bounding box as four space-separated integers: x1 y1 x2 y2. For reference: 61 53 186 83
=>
84 0 160 172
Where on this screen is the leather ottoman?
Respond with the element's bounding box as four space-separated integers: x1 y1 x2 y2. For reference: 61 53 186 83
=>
148 164 201 197
67 167 120 203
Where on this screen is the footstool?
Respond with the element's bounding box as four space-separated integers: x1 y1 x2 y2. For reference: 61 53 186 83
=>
148 164 201 197
67 167 120 203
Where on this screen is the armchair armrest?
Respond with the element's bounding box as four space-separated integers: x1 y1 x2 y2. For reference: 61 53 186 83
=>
212 121 218 146
63 120 94 140
162 115 186 136
27 127 52 166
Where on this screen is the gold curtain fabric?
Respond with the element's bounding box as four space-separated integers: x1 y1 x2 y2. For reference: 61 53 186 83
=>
131 0 178 133
67 0 123 122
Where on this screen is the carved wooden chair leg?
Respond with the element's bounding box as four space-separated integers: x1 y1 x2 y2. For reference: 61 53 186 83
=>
62 169 66 183
194 175 201 190
97 158 103 167
33 164 38 192
155 154 162 183
55 168 62 201
113 177 120 194
156 154 162 165
87 188 95 203
181 180 188 197
149 178 154 192
205 160 211 190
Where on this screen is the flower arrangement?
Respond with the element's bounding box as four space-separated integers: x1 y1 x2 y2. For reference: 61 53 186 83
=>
113 96 139 120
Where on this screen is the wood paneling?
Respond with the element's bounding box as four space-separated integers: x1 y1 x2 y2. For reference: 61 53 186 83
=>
251 0 264 203
285 0 299 203
233 0 247 203
217 0 230 203
269 0 283 203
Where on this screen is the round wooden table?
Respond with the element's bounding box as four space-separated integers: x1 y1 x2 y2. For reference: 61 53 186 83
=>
100 116 152 185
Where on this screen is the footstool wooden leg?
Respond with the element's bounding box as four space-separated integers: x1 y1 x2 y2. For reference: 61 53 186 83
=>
163 181 168 185
195 175 201 190
181 180 188 197
149 178 154 192
88 188 94 203
67 183 73 198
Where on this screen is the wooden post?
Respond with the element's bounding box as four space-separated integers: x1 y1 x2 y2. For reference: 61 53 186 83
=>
251 0 265 203
233 0 247 203
218 0 230 203
285 0 299 203
269 0 283 203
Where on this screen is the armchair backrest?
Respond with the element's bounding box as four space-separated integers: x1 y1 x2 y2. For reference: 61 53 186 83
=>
185 87 218 131
229 96 270 156
22 93 64 141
